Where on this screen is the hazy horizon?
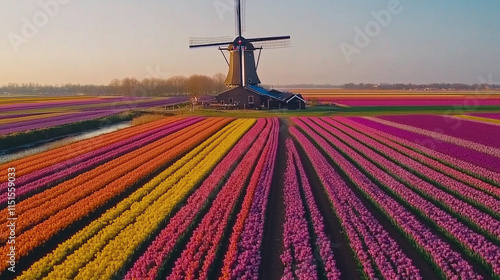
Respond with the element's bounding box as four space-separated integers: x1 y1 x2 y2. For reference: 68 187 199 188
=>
1 0 499 86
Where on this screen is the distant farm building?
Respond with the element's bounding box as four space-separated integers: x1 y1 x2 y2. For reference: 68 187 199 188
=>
215 85 305 110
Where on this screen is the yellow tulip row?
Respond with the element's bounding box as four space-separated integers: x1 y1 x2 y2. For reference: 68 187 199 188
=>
73 118 255 280
17 118 254 280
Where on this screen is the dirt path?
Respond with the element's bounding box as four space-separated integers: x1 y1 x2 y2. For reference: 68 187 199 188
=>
259 118 287 279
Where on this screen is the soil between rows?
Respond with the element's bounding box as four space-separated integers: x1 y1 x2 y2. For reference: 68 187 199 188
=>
259 118 287 279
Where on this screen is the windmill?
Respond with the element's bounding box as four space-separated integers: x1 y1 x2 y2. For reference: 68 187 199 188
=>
189 0 291 88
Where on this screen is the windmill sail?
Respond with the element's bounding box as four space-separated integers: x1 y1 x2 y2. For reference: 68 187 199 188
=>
189 0 291 87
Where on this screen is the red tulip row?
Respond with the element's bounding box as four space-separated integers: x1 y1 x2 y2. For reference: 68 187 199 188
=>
0 118 231 272
124 118 267 280
0 117 202 207
289 123 420 280
220 118 279 280
285 138 341 280
293 118 486 279
167 118 275 280
337 116 500 195
317 117 500 237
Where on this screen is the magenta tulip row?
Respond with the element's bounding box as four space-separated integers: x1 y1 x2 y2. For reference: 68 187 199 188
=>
379 114 500 149
314 98 500 107
469 113 500 120
221 118 279 280
124 119 268 280
352 117 500 173
290 123 420 280
294 117 488 279
0 117 203 205
0 110 123 135
286 139 341 280
281 139 319 280
337 116 500 195
318 117 500 236
309 117 500 274
167 119 275 279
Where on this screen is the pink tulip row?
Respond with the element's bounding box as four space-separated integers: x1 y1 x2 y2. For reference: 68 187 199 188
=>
0 117 203 206
336 116 500 196
221 118 279 280
349 117 500 184
308 117 500 275
318 117 500 237
124 119 268 280
281 138 319 280
286 139 341 280
379 114 500 149
289 123 420 279
167 119 275 280
292 119 482 279
366 116 500 159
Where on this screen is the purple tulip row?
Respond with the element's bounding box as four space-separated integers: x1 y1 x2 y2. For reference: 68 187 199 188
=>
167 119 275 280
281 139 319 280
124 119 267 280
293 117 487 279
309 117 500 273
318 117 500 235
366 116 500 160
222 118 279 280
286 139 341 280
0 110 123 135
0 97 134 112
379 114 500 149
289 123 420 280
351 117 500 173
0 117 203 206
348 117 500 185
336 116 500 195
0 113 43 120
78 97 189 112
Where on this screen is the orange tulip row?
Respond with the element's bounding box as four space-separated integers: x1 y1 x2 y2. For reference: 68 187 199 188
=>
0 118 227 242
0 118 233 272
0 116 183 178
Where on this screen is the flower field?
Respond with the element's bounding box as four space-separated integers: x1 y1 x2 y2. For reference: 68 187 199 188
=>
1 113 500 279
0 96 189 136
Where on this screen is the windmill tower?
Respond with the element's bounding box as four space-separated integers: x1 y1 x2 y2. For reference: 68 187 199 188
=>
189 0 291 88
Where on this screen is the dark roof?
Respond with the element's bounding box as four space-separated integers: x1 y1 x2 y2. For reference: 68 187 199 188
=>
246 85 305 103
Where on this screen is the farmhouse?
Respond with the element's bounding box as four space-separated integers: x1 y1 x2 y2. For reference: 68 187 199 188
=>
215 85 306 110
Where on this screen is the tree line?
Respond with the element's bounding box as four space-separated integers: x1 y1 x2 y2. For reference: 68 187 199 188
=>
0 73 227 96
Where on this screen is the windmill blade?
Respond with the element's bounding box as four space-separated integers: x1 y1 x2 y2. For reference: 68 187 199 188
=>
234 0 246 36
247 36 291 49
235 0 246 34
189 36 234 48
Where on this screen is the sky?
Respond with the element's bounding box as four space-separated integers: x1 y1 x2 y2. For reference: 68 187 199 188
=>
1 0 499 85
